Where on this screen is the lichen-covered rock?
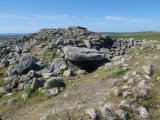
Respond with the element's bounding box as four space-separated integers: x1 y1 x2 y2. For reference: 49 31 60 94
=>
44 77 61 88
142 64 153 75
116 109 129 120
63 46 107 61
100 107 116 120
49 58 67 74
31 78 43 91
15 54 36 75
138 107 150 119
86 108 96 120
63 69 73 76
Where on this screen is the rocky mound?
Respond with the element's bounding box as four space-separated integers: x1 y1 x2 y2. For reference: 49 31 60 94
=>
1 26 159 120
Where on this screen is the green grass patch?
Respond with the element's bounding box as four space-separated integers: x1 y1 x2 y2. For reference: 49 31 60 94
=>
101 32 160 41
112 68 129 76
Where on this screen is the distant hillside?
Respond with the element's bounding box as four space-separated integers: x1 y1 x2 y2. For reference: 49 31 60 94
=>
101 32 160 40
0 33 28 42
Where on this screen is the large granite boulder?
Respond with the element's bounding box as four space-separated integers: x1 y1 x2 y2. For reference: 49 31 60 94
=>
49 58 67 74
15 54 36 75
63 46 107 61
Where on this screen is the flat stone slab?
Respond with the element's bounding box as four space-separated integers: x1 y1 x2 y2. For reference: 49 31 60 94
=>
63 46 107 61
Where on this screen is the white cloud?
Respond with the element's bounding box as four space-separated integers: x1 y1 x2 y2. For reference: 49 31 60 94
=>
104 16 128 21
0 13 68 20
71 15 79 19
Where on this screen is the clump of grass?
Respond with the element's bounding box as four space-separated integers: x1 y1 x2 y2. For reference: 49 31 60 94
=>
112 68 129 76
0 92 6 98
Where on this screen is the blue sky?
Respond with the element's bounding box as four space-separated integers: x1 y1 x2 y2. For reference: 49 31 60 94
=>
0 0 160 33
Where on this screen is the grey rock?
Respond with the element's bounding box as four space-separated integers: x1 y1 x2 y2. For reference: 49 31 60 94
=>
77 70 87 74
138 80 147 88
7 66 16 77
44 77 61 88
40 114 50 120
49 58 67 74
27 70 35 78
18 83 30 91
43 72 55 79
63 69 73 76
31 78 43 91
86 108 96 120
101 107 116 120
8 99 16 104
48 87 59 95
116 109 128 120
157 76 160 82
138 107 150 119
15 45 23 53
123 91 132 98
140 89 148 97
100 48 110 54
142 64 153 75
15 54 36 75
63 46 107 61
83 40 92 48
40 89 51 96
118 100 131 109
104 102 115 109
21 93 29 100
0 58 9 67
2 48 10 54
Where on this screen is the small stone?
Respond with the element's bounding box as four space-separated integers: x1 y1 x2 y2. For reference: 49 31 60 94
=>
63 93 68 98
104 102 115 109
142 64 153 75
6 93 14 96
77 70 86 74
27 70 35 78
113 89 119 96
157 76 160 82
86 108 96 120
127 78 134 84
138 80 147 88
8 99 16 104
116 109 128 120
101 107 115 120
44 77 61 88
118 100 131 109
123 91 132 98
43 73 55 79
48 87 59 95
21 93 29 100
143 74 150 80
63 69 73 76
138 107 150 119
140 90 148 97
40 114 50 120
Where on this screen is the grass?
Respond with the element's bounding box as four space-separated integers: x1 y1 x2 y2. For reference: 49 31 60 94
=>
112 68 129 76
102 32 160 41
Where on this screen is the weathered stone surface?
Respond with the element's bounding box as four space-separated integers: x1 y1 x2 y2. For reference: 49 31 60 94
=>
63 46 107 61
44 77 61 88
15 54 36 75
21 93 29 100
63 69 73 76
86 108 96 120
31 78 43 91
118 100 131 109
77 70 87 74
142 64 153 75
138 107 150 119
49 58 67 74
101 107 116 120
116 109 128 120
